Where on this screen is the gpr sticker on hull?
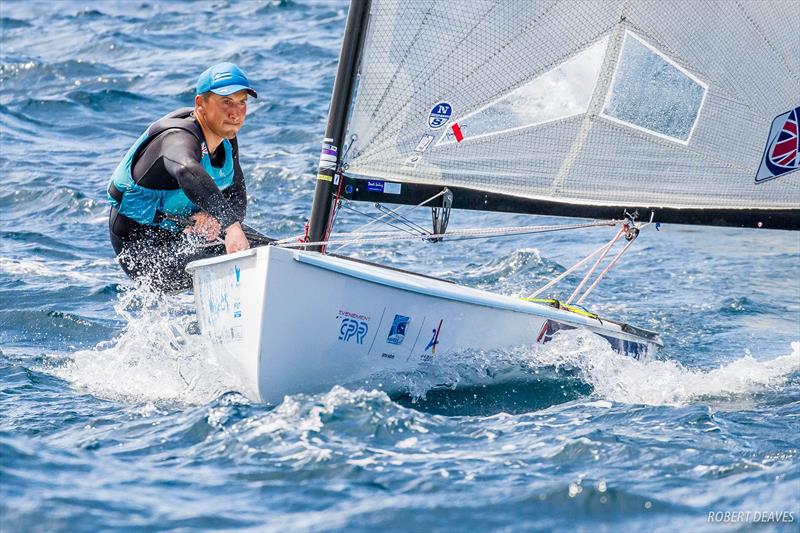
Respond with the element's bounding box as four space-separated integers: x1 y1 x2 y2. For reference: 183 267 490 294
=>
339 318 368 344
337 310 370 344
755 106 799 183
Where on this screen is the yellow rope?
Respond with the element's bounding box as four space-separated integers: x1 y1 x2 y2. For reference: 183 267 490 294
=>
520 298 599 319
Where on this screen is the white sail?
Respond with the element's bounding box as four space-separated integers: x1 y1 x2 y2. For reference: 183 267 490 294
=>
342 0 799 217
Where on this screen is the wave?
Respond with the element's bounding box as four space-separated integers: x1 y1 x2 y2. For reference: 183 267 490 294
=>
0 185 105 222
49 286 247 406
526 330 800 407
0 17 32 30
1 58 124 86
64 88 149 111
0 256 116 285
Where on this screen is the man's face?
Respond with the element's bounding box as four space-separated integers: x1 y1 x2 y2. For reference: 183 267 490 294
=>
197 91 248 139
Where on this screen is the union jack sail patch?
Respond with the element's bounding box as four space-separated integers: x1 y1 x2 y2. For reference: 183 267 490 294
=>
755 106 799 183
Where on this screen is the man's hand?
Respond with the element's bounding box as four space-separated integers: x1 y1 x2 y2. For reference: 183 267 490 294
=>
224 222 250 254
185 212 221 241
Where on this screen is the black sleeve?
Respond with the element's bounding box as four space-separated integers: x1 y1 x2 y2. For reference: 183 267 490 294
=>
158 131 239 230
222 136 247 223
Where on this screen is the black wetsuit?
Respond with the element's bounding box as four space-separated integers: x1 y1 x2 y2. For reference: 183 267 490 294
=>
108 108 247 292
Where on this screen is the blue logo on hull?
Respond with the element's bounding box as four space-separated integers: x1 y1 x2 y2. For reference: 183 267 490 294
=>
387 314 410 345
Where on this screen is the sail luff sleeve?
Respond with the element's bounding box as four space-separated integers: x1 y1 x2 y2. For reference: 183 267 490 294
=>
307 0 372 251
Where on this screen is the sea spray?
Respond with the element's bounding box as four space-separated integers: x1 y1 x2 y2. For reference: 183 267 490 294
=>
529 331 800 406
52 284 247 405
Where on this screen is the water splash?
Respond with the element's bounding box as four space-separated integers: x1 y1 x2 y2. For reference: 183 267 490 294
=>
529 331 800 406
51 284 247 405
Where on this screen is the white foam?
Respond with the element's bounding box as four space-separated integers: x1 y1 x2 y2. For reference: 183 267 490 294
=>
0 257 116 284
529 331 800 406
51 285 247 405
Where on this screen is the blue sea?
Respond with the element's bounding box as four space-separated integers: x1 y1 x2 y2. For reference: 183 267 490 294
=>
1 1 799 531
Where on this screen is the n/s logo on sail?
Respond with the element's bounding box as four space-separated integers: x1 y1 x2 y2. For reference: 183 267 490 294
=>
755 106 799 183
428 102 452 129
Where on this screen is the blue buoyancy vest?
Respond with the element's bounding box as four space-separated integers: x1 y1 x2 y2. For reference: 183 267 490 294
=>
107 108 234 231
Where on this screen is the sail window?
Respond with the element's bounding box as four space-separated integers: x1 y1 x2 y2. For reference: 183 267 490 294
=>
438 37 608 145
602 32 707 144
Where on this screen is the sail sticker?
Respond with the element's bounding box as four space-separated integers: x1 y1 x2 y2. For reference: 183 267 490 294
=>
755 106 800 183
367 180 384 192
387 314 410 345
415 134 435 152
451 122 464 142
404 154 421 168
428 102 452 129
383 182 401 194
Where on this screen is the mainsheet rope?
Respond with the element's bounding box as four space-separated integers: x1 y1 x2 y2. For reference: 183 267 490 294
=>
275 219 618 249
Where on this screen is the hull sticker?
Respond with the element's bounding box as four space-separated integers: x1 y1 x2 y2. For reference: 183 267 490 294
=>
337 309 371 345
387 314 410 345
421 319 444 362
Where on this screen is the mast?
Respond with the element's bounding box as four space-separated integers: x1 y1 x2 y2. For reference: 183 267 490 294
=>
306 0 371 252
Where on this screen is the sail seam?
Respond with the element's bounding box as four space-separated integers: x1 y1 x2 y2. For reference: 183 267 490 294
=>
550 19 627 195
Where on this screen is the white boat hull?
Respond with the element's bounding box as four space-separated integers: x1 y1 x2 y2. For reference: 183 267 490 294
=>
186 245 659 403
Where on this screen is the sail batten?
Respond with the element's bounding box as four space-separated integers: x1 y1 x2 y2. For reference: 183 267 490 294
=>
341 0 800 226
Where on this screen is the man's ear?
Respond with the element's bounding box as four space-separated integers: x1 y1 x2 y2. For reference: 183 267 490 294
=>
194 94 204 111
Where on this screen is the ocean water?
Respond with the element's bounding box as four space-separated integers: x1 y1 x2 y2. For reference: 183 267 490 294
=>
1 1 799 531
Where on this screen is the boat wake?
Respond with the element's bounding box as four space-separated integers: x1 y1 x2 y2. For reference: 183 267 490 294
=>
527 330 800 407
50 285 247 406
399 330 800 410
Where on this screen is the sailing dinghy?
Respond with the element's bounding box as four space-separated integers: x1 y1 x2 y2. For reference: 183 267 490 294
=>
186 0 798 403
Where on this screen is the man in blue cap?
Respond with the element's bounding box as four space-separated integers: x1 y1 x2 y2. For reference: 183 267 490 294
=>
107 62 258 291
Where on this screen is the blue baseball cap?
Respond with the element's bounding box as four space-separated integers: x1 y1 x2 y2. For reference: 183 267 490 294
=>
196 62 258 98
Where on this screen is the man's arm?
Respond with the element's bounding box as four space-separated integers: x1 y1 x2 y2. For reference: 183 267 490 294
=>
135 130 248 252
159 135 237 230
223 136 247 222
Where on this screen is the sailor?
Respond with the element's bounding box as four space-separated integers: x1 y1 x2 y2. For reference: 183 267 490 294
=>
107 62 256 291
